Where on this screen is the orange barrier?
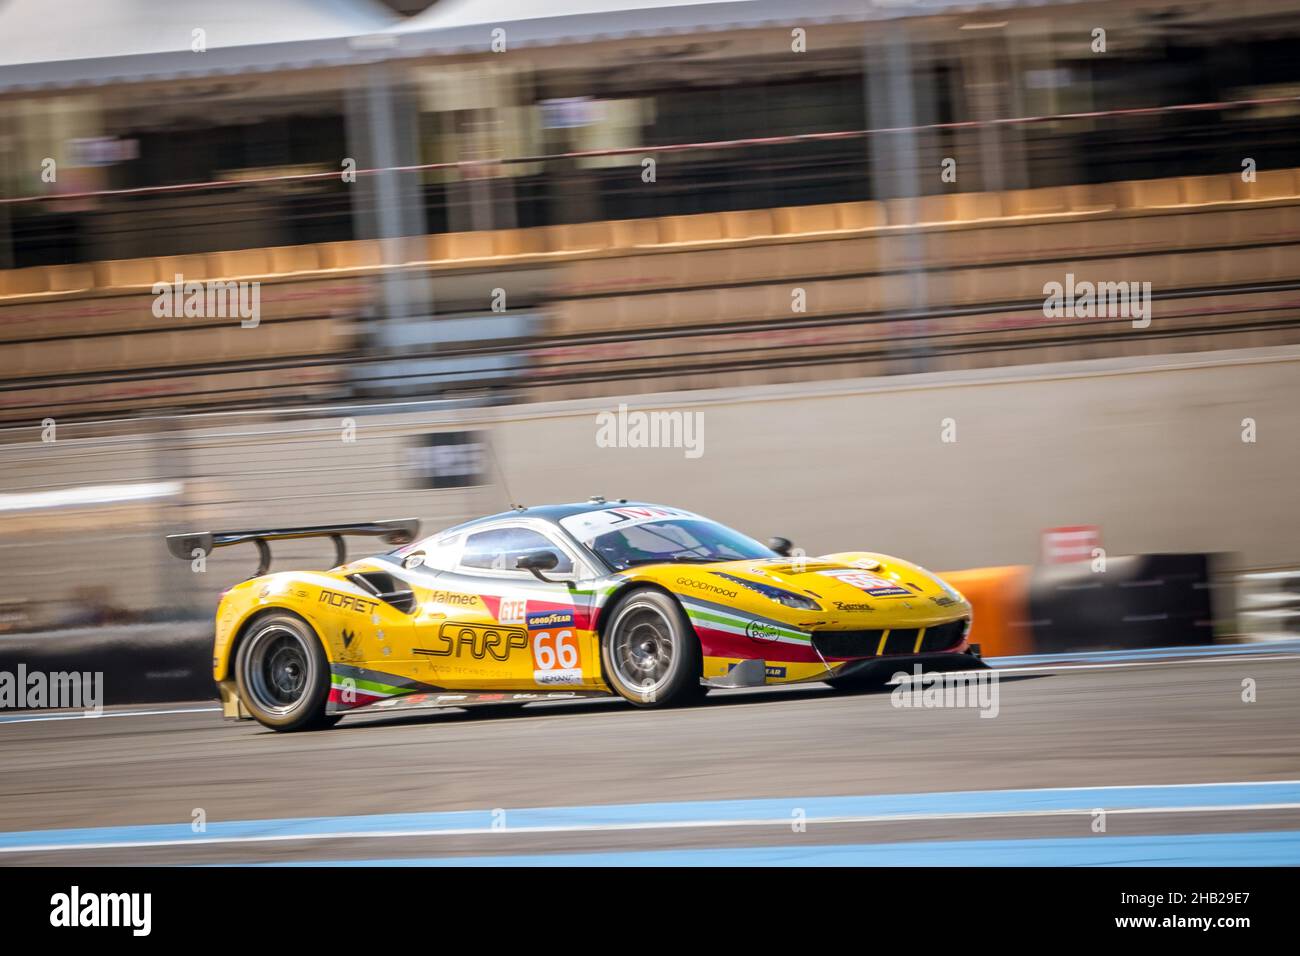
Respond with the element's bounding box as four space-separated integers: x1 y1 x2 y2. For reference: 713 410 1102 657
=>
938 565 1033 659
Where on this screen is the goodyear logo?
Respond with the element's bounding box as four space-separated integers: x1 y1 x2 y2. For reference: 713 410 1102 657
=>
728 662 787 679
527 609 575 630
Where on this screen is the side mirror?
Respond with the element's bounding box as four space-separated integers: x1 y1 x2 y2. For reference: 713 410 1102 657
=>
516 550 559 572
768 536 794 557
402 551 426 570
516 549 560 582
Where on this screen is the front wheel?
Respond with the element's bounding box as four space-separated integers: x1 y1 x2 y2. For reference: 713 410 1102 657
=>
601 589 706 707
234 613 334 731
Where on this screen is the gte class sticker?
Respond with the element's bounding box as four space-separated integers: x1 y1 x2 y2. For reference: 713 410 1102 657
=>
532 628 583 686
819 569 911 597
499 598 527 625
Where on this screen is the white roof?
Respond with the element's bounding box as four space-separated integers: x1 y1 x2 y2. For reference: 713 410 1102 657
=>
396 0 755 30
0 0 1063 91
0 0 398 65
0 0 399 90
393 0 865 51
388 0 1059 53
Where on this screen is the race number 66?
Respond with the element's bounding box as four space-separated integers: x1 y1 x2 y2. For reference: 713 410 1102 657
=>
533 630 579 670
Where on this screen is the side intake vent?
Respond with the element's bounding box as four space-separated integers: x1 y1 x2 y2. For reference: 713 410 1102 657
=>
347 572 416 614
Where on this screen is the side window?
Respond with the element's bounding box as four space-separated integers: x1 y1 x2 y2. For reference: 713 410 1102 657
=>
399 533 462 571
421 534 462 571
460 527 574 575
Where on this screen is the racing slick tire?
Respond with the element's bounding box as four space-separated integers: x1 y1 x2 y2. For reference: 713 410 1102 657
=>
601 588 706 708
234 612 335 731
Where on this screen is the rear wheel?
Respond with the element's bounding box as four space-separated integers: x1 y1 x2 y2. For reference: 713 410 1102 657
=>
234 613 334 731
601 588 706 707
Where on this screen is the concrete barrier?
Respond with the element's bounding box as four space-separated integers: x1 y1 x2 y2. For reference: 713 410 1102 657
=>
0 623 215 708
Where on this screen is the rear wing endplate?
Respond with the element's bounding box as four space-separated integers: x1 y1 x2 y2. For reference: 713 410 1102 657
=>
165 519 420 577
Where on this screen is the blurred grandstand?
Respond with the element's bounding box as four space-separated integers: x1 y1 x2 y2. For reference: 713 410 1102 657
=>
3 0 1300 415
2 0 1299 632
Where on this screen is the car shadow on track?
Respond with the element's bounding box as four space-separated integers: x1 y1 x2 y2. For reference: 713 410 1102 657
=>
701 672 1047 707
319 673 1049 732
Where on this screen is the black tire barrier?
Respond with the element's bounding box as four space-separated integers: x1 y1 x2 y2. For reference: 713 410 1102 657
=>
1237 570 1300 640
0 624 216 709
1028 553 1219 654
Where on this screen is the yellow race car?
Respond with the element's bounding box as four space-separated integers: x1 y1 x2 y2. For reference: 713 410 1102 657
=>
167 499 976 731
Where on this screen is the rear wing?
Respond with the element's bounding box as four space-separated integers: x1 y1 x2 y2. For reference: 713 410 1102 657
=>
165 519 420 577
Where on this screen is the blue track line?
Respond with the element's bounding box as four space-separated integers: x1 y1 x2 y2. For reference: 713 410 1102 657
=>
987 640 1300 667
3 780 1298 853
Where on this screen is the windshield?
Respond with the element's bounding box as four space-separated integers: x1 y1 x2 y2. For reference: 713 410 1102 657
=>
575 517 776 571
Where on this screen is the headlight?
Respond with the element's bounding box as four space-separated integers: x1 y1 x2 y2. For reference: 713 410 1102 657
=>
712 572 822 611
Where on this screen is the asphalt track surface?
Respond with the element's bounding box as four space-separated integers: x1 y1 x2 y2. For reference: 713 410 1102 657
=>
1 649 1298 865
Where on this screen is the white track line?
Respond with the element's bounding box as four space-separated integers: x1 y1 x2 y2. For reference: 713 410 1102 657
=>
0 706 220 725
975 654 1300 676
